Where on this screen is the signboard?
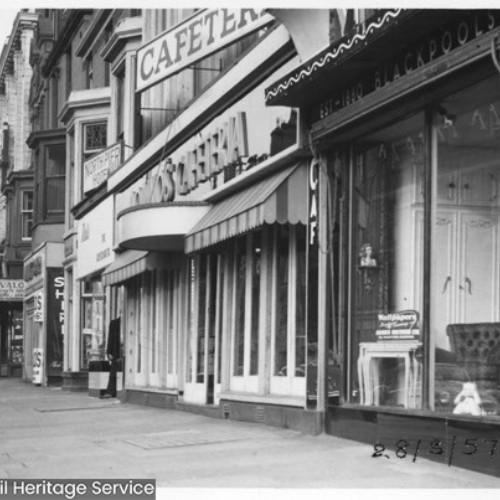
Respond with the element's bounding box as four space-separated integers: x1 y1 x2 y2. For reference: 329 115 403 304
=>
32 348 43 384
46 269 64 377
117 56 299 214
136 8 274 92
313 10 500 123
376 310 420 340
34 292 44 322
83 141 123 193
0 280 25 301
77 196 114 279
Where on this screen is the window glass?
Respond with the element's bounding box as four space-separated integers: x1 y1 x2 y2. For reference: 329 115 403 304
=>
197 255 207 382
275 225 289 376
233 238 246 376
21 191 33 239
45 144 65 216
250 233 261 375
350 113 425 409
295 225 307 376
431 77 500 418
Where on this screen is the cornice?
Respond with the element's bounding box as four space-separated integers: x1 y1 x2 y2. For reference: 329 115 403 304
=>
59 87 111 124
101 16 142 63
75 9 114 59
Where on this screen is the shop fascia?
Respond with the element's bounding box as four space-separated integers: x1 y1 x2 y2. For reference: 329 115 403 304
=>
0 280 25 301
316 10 500 120
130 111 249 205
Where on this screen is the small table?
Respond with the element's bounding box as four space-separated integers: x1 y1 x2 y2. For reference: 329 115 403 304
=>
357 341 422 408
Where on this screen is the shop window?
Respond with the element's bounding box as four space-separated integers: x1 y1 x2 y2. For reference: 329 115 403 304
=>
270 225 307 396
21 191 33 240
430 77 500 419
229 232 262 391
81 277 105 370
349 113 425 410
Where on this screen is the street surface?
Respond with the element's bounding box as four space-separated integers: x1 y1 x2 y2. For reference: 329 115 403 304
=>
0 377 499 495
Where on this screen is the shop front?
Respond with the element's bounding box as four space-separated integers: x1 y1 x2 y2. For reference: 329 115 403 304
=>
23 242 64 385
105 21 328 430
75 196 115 395
266 9 500 475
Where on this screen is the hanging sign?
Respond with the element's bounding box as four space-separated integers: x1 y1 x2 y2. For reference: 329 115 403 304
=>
376 310 420 340
136 9 274 92
83 141 123 193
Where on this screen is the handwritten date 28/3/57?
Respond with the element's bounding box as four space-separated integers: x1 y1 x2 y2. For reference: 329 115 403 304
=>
372 438 498 465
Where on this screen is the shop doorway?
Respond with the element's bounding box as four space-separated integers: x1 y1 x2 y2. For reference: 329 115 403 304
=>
184 254 223 405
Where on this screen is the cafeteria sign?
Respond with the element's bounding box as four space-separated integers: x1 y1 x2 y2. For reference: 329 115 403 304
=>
376 310 420 340
136 9 274 92
0 280 24 301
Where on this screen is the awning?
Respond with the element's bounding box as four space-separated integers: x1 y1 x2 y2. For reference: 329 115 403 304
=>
265 9 453 108
102 250 184 287
185 163 308 253
102 250 149 287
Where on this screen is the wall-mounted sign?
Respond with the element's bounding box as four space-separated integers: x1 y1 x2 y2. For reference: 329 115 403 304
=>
0 280 25 301
77 196 114 279
376 310 420 340
34 291 44 322
47 269 64 377
83 141 123 193
117 57 299 214
32 348 43 384
136 8 274 92
309 159 318 245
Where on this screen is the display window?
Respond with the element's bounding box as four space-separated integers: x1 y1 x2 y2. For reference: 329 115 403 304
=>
431 77 500 418
81 276 105 370
349 113 426 410
344 74 500 418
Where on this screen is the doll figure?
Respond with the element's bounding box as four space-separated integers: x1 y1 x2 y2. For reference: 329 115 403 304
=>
453 382 484 417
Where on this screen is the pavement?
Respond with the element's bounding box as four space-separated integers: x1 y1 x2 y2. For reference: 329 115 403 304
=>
0 377 500 496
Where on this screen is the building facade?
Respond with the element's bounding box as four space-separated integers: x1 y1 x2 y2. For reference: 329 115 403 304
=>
0 10 37 377
1 7 498 478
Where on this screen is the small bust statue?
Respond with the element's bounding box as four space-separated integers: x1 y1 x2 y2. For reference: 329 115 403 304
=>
360 243 377 268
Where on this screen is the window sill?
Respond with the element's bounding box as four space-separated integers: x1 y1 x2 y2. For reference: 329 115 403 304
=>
219 392 305 408
126 386 178 396
339 403 500 424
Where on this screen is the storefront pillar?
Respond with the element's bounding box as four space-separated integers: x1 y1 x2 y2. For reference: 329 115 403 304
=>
316 156 329 411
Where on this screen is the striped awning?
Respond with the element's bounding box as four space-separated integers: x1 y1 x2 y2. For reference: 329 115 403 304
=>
102 250 149 287
185 163 308 253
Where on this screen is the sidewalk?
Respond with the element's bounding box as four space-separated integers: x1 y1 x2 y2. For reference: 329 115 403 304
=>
0 377 499 489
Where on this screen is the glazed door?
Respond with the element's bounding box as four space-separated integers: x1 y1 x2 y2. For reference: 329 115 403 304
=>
183 254 222 405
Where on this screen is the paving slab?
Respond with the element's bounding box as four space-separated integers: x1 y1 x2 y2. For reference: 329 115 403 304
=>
0 377 499 494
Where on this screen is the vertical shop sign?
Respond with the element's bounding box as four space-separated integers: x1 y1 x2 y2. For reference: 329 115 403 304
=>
34 292 44 322
309 159 319 245
32 348 43 384
46 269 64 376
